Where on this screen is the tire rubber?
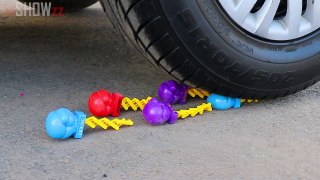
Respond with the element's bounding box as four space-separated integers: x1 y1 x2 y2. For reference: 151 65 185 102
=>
101 0 320 99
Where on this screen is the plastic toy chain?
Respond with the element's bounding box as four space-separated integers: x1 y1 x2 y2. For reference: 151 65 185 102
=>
120 90 209 111
188 88 258 103
89 85 250 117
159 80 257 104
187 88 210 99
121 89 211 111
121 88 256 112
85 116 134 130
121 97 152 111
241 99 259 103
143 93 258 125
177 103 213 119
45 108 134 140
88 90 153 117
142 98 213 125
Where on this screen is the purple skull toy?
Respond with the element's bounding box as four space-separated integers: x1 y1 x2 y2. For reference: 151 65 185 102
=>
142 98 178 125
158 80 189 104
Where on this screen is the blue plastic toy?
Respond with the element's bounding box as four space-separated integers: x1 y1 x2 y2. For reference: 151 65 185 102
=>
207 93 241 110
46 108 86 139
46 108 134 140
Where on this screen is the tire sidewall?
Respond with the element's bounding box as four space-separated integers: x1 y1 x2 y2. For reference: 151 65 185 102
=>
158 0 320 91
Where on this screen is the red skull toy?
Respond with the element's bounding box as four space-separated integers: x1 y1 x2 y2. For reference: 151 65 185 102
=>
88 89 124 117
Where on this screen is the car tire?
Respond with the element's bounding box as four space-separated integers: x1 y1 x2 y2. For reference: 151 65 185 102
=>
101 0 320 99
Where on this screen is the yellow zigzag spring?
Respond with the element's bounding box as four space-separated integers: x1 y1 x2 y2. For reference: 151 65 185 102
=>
85 116 134 131
241 99 259 103
189 88 258 103
188 88 210 99
177 103 213 119
121 97 152 111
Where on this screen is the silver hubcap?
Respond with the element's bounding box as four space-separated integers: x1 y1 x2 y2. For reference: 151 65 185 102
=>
218 0 320 40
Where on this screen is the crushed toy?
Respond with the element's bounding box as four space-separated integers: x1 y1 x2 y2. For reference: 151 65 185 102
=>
158 80 210 104
158 80 257 105
143 80 258 125
158 80 189 104
207 93 241 110
46 108 133 139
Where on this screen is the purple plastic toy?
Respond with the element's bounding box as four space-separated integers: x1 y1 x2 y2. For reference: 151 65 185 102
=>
158 80 189 104
142 98 178 125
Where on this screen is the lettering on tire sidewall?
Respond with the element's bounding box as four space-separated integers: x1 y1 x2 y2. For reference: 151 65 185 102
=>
176 1 299 85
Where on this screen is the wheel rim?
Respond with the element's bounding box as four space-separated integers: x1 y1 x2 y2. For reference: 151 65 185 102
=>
218 0 320 41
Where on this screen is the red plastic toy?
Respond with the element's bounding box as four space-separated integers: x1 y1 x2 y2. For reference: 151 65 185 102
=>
88 90 124 117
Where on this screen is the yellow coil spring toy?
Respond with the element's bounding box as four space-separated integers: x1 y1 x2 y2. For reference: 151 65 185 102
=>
188 88 258 103
121 97 152 111
85 116 134 131
177 103 213 119
188 88 210 99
